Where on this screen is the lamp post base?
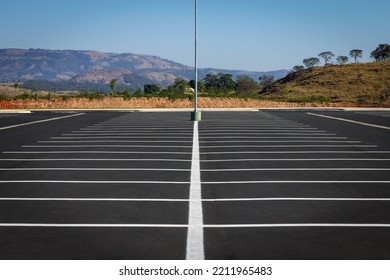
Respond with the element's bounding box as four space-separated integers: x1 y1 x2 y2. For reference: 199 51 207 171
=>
190 111 202 121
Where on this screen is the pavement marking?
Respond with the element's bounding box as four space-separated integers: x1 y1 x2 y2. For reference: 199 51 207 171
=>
307 112 390 130
198 133 336 136
0 113 85 131
201 151 390 155
199 140 361 143
199 136 349 139
199 129 326 132
38 140 193 143
0 158 191 162
0 223 188 228
204 224 390 228
0 198 189 202
199 145 377 148
22 145 192 148
52 136 193 139
0 180 189 184
1 197 389 202
3 151 192 155
201 168 390 172
202 198 390 202
69 132 194 136
186 121 205 260
1 223 389 228
202 158 390 162
202 181 390 184
0 168 190 171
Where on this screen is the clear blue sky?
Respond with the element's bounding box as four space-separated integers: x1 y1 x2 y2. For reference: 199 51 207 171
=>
1 0 389 71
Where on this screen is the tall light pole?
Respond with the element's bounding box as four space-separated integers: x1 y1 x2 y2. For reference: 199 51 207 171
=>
191 0 201 121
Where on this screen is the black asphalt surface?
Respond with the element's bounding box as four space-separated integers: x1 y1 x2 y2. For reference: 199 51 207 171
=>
0 109 390 259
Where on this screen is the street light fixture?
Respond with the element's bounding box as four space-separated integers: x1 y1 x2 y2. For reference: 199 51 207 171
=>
191 0 201 121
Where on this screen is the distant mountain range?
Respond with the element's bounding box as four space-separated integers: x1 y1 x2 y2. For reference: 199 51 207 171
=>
0 48 288 92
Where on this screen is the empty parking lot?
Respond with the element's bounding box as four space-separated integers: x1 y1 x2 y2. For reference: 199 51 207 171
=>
0 109 389 259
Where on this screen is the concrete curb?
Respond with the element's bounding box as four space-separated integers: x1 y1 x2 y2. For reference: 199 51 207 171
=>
0 110 31 114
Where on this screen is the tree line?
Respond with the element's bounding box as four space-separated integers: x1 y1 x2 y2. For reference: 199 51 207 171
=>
142 73 269 97
296 43 389 70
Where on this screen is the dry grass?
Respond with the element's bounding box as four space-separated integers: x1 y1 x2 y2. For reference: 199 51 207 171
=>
266 61 390 107
0 96 352 110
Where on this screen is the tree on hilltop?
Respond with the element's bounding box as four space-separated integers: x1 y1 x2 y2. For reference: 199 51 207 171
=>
349 49 363 63
303 57 320 68
336 56 349 65
370 44 390 61
318 51 335 64
292 65 305 72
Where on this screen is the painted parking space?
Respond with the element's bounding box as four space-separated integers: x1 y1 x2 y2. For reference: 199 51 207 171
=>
0 111 193 259
1 110 390 259
199 111 390 259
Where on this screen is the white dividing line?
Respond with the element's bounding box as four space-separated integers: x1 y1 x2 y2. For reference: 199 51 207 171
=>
186 121 204 260
0 168 190 171
38 140 193 143
199 140 361 144
201 168 390 172
307 112 390 130
0 180 189 184
0 113 85 131
202 181 390 184
52 136 193 139
199 129 326 132
202 197 390 202
200 151 390 155
199 145 377 148
1 197 389 202
0 223 187 228
1 223 390 228
203 224 390 228
0 158 191 162
202 158 390 162
0 198 189 202
3 151 192 155
22 145 192 148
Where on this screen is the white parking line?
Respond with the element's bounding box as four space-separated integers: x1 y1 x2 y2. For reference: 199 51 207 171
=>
0 168 190 171
0 223 389 228
186 121 204 260
202 197 390 202
202 181 390 184
22 145 192 148
0 158 191 162
38 140 193 143
0 223 188 228
0 198 189 202
52 136 193 139
199 145 377 148
202 158 390 162
201 151 390 155
1 197 389 202
307 112 390 130
0 113 85 131
199 140 361 143
201 168 390 172
0 180 189 184
204 223 390 228
3 151 192 155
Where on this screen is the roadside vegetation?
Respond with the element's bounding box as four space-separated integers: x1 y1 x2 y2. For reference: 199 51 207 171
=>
1 44 389 108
